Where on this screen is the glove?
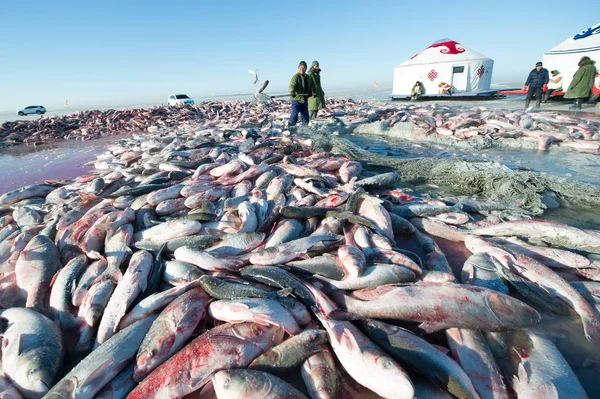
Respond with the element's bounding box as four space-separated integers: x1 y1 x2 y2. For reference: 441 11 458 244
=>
568 86 574 91
291 91 296 97
523 86 528 93
543 84 548 93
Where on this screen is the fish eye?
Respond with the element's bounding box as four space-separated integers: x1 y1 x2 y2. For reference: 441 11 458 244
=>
223 377 231 388
380 358 394 369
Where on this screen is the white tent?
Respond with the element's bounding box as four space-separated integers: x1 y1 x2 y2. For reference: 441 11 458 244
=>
393 39 494 96
543 23 600 94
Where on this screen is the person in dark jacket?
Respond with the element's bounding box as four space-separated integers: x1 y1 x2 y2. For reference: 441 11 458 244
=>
288 61 313 127
308 61 325 119
524 61 549 109
564 56 597 109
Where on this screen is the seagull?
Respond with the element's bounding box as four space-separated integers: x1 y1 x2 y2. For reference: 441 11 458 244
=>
248 69 259 85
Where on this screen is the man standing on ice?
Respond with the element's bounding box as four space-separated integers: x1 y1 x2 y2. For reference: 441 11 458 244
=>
288 61 313 127
308 61 325 119
524 61 549 109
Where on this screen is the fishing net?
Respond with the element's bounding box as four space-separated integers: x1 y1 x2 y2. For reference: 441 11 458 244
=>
305 128 600 215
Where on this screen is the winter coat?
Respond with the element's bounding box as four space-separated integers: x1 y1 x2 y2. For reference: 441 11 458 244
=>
289 73 312 103
307 69 325 111
564 59 597 99
525 68 549 88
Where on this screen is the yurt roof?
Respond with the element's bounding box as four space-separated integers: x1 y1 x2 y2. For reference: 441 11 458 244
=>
396 39 492 68
545 23 600 55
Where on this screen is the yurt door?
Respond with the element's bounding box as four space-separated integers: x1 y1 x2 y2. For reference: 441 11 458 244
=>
450 64 468 93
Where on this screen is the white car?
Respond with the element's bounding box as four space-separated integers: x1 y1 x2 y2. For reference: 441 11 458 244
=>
168 94 194 106
17 105 46 116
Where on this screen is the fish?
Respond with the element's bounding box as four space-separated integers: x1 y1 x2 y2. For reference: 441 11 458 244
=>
49 255 88 330
360 319 479 399
466 235 600 343
472 219 600 254
0 308 64 398
304 282 415 399
43 316 156 399
333 282 541 333
446 328 509 399
212 369 308 399
95 250 153 348
126 322 283 399
505 330 589 399
15 235 62 310
301 346 338 399
133 287 210 381
248 329 329 374
209 298 301 335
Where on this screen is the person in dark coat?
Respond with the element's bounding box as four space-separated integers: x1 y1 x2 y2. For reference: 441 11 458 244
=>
524 61 549 109
308 61 325 119
564 56 597 109
288 61 313 127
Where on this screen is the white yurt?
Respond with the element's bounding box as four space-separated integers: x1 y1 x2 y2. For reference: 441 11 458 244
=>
393 39 494 96
543 23 600 93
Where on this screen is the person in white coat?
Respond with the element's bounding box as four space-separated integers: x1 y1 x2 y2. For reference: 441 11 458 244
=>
543 70 563 103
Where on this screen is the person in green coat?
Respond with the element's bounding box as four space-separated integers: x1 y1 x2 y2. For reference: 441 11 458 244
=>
308 61 325 119
288 61 313 126
564 56 597 109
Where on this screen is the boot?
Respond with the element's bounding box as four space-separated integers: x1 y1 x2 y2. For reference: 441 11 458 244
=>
524 99 531 109
569 99 582 110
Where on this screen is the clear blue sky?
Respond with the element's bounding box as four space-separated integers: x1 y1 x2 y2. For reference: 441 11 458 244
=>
0 0 597 110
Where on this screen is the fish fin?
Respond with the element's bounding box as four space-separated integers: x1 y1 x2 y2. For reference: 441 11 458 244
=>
251 313 276 327
227 303 251 312
16 334 24 355
86 250 103 260
446 328 463 344
515 355 533 385
431 343 450 355
208 334 245 351
70 279 78 296
93 223 111 232
295 252 311 260
79 192 100 202
531 382 559 399
417 321 445 334
110 270 124 284
207 228 228 239
276 287 293 297
340 328 361 351
18 249 35 262
328 309 358 321
0 317 7 334
198 379 215 399
130 269 148 293
49 269 61 288
81 357 128 389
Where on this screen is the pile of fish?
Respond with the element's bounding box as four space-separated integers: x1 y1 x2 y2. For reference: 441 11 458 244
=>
0 102 264 146
3 99 600 155
0 124 599 399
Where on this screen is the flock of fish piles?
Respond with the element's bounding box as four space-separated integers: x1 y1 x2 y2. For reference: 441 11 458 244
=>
0 120 599 399
2 99 600 154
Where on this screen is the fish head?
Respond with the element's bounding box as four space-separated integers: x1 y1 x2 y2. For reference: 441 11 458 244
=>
133 347 160 381
364 350 415 398
14 348 58 397
41 377 77 399
487 291 541 328
230 322 285 351
278 297 311 326
213 370 248 398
